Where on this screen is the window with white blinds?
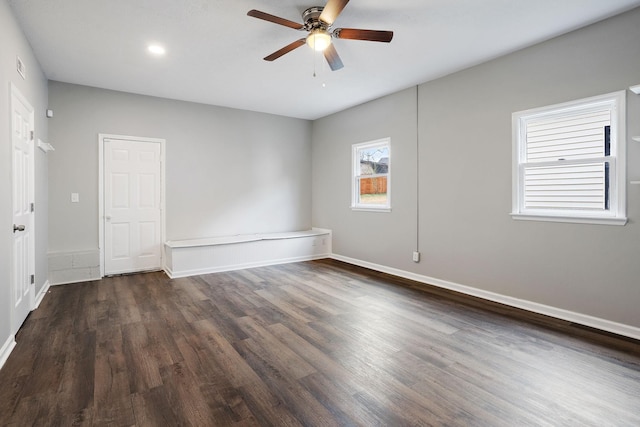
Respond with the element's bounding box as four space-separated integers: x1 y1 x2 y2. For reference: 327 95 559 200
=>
512 91 627 225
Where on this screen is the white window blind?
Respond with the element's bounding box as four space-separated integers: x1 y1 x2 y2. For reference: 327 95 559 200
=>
523 162 607 210
512 91 626 225
523 109 610 211
525 110 610 162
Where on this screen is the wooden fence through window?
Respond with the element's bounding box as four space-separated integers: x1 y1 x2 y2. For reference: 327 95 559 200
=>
360 177 387 195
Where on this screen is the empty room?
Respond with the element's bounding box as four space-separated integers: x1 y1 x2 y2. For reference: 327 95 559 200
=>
1 0 640 425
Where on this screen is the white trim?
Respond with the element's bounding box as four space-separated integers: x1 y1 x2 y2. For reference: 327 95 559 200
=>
512 90 626 225
511 213 627 226
351 207 392 213
33 280 50 309
0 335 17 371
98 134 166 278
50 277 100 286
166 254 328 279
352 137 391 211
330 253 640 341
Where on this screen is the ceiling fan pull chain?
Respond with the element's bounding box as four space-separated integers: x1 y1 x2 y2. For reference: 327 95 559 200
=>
313 38 317 78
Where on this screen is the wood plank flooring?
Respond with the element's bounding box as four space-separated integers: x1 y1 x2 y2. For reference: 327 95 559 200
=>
1 259 639 426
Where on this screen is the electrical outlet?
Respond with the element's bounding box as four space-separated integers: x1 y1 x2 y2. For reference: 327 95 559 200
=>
412 251 420 262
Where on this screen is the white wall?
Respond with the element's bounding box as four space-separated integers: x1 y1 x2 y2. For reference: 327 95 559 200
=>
313 8 640 330
0 0 49 351
47 82 311 255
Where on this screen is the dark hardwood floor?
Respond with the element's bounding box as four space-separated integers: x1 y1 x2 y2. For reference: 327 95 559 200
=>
1 259 639 426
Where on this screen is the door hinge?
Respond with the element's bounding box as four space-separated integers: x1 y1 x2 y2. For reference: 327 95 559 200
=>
30 202 35 212
30 130 34 140
30 274 35 285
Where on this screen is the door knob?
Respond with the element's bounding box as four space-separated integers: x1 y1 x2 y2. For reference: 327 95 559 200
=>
105 215 112 221
13 224 25 233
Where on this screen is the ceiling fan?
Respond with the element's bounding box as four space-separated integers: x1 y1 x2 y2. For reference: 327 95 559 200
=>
247 0 393 71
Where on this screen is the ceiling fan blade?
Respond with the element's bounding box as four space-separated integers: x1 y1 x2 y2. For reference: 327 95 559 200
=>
264 39 307 61
247 9 304 30
324 44 344 71
319 0 349 26
334 28 394 43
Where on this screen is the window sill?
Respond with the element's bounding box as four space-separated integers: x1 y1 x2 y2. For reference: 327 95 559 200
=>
511 213 627 226
351 206 392 213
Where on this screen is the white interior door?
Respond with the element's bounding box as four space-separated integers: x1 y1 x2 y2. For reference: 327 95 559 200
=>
104 138 162 275
11 85 35 335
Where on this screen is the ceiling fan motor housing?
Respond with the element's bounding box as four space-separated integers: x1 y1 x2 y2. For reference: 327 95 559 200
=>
303 7 328 31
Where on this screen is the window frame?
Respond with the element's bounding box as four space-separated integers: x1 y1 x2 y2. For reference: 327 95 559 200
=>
351 138 391 212
512 91 627 225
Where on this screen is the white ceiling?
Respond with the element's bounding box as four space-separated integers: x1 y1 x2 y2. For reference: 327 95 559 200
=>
8 0 640 120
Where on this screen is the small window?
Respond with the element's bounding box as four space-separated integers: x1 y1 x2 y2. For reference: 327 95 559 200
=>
512 91 626 225
352 138 391 211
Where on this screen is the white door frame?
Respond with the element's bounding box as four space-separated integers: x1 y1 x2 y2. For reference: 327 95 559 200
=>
98 134 166 277
10 83 35 334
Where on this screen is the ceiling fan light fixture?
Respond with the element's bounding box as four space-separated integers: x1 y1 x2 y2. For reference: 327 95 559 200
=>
306 29 331 52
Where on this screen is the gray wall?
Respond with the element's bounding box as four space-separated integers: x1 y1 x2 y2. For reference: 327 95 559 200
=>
47 82 311 254
312 8 640 328
312 87 419 271
0 0 49 343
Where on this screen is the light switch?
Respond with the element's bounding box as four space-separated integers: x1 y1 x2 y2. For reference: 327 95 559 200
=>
71 193 79 203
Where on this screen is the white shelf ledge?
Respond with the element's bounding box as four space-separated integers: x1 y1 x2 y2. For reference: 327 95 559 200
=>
37 139 55 152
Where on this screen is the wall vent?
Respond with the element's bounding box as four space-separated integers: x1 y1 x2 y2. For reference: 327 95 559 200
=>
16 56 26 79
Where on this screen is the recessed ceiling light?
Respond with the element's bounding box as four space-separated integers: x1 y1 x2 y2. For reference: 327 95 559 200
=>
147 44 166 56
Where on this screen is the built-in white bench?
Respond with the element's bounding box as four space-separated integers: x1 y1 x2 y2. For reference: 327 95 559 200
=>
164 228 332 278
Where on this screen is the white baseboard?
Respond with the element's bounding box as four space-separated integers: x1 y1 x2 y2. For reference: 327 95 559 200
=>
331 254 640 341
33 280 50 309
49 277 100 286
2 282 53 371
0 335 17 371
